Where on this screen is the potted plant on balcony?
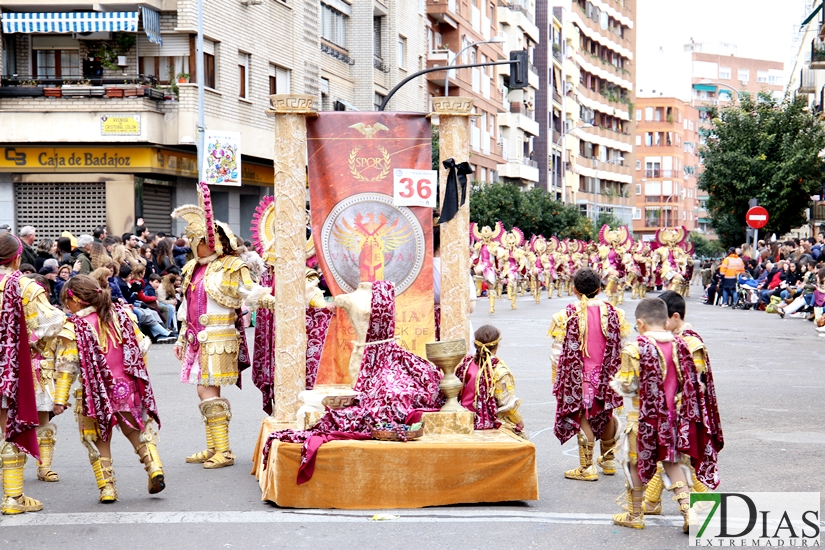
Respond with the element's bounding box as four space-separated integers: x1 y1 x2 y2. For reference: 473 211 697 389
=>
176 73 190 84
43 85 62 98
62 79 93 97
96 32 136 71
106 86 124 98
0 79 44 97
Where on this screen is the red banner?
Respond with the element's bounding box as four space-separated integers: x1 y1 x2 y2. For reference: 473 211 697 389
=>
308 112 434 386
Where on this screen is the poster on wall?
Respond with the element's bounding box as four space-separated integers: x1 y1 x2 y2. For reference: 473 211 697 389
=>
307 112 434 386
202 130 241 186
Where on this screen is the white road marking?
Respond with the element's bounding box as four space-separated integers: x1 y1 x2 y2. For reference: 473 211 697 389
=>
0 508 690 528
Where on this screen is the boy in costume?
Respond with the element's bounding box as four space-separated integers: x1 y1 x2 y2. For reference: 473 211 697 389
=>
549 267 630 481
611 298 719 533
172 182 275 469
641 291 723 515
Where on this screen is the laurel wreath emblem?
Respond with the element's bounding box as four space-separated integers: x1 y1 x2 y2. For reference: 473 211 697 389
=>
349 145 392 182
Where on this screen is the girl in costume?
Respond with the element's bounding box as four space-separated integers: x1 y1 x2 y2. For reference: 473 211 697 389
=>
52 275 164 503
455 325 524 435
548 267 630 482
0 233 65 515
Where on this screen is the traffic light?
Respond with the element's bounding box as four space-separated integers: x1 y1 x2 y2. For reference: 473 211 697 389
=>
509 50 529 89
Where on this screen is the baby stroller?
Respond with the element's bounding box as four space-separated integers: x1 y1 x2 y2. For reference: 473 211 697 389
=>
732 274 759 310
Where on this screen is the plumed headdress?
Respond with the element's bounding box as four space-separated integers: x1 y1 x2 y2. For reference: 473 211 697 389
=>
172 181 240 257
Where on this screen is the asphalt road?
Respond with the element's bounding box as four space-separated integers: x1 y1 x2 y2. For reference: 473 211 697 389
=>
2 284 824 549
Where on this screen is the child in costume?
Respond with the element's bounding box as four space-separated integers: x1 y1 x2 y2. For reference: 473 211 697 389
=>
0 233 65 515
172 182 275 469
641 291 724 515
456 324 524 435
549 267 630 481
52 275 164 503
611 298 719 533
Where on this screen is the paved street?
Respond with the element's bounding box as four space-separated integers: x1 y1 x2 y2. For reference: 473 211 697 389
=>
2 285 824 549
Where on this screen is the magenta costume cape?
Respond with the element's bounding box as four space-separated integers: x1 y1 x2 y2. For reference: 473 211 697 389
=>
553 301 623 444
0 271 40 458
455 355 500 430
72 303 160 440
636 335 719 488
263 281 442 483
252 268 334 415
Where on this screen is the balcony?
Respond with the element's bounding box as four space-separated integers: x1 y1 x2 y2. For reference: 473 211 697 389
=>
498 158 539 182
644 169 679 178
427 0 459 28
497 5 539 43
0 0 165 8
800 68 817 93
374 56 390 73
428 49 451 62
811 40 825 70
0 75 165 99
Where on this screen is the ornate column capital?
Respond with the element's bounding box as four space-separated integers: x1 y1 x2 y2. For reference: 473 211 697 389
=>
431 97 477 117
267 94 318 116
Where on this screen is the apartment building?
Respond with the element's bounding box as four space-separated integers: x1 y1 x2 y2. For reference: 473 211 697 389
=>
560 0 635 224
0 0 427 239
633 96 699 241
426 0 506 185
534 5 565 197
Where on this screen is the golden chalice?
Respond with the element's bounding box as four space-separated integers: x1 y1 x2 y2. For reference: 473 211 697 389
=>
426 339 468 412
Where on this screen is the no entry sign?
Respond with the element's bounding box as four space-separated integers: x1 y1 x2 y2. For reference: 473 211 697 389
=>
746 206 769 229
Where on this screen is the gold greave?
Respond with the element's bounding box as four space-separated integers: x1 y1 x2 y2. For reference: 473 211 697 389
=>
668 480 691 533
36 423 59 482
202 397 235 469
1 441 42 515
613 481 645 529
98 457 118 503
488 291 496 314
642 463 665 515
691 468 709 493
81 439 106 490
564 432 598 481
186 405 216 463
135 429 165 495
508 282 517 309
596 430 619 475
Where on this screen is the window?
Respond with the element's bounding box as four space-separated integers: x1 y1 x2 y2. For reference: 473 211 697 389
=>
398 36 407 69
34 50 81 79
738 68 749 83
238 52 249 98
757 70 768 83
719 67 731 80
636 109 642 121
645 181 662 196
373 17 383 59
645 107 653 121
644 132 652 146
269 64 291 95
138 34 191 84
635 135 641 146
321 2 349 49
635 161 641 172
632 207 641 220
645 207 661 228
204 52 216 89
374 92 385 111
635 183 642 194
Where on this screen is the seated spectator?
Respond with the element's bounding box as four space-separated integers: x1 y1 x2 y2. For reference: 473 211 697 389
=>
116 264 133 303
173 238 191 267
145 274 176 332
19 263 35 275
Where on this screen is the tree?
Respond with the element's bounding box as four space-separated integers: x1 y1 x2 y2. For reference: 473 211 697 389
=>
592 212 627 241
699 92 825 247
469 182 591 239
690 231 724 258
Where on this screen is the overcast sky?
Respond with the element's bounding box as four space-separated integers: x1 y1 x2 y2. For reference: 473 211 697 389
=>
635 0 809 99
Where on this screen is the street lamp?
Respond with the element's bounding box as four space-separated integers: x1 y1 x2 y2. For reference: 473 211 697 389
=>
444 35 506 96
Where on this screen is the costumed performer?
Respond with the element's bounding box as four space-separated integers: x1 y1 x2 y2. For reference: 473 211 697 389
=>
52 275 164 503
455 324 525 436
0 233 65 515
611 298 718 533
264 280 442 484
548 267 630 482
641 291 723 515
172 182 276 469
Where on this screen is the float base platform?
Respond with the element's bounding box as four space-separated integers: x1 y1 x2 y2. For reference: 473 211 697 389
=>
251 417 538 509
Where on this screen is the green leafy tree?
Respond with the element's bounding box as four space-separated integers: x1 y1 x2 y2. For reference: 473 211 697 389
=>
592 212 627 240
690 231 724 258
699 92 825 247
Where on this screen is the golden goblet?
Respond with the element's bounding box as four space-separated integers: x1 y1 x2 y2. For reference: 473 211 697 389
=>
425 339 468 412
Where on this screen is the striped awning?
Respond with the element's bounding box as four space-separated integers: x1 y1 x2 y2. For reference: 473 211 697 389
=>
140 7 162 46
1 11 138 34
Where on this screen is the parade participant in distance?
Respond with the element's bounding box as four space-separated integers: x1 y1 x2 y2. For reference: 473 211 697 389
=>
611 298 718 533
172 182 275 469
455 324 524 436
52 275 164 502
641 291 724 515
548 267 630 482
0 232 65 515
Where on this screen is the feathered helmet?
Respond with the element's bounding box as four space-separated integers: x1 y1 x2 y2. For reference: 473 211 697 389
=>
172 181 240 257
654 226 688 248
598 224 631 249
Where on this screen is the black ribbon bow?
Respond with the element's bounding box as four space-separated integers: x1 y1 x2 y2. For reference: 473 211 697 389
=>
440 158 473 224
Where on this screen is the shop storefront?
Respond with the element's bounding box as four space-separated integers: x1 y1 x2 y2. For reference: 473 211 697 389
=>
0 145 274 239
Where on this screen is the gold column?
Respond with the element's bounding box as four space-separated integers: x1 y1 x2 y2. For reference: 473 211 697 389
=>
432 97 476 344
266 94 316 422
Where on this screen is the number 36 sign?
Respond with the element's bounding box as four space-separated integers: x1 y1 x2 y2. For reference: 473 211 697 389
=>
393 168 437 208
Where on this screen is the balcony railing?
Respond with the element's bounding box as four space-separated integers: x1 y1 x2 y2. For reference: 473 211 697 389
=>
507 3 535 24
522 158 538 168
321 42 355 65
644 169 677 178
374 56 390 73
0 75 165 100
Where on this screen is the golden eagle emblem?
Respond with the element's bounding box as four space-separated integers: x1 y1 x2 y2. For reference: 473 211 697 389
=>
332 212 412 282
348 122 390 140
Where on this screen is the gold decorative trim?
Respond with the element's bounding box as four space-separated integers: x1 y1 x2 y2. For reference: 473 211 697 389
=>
267 94 318 115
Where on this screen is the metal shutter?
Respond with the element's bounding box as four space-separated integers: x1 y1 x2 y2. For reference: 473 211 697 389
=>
141 184 173 235
14 182 106 240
